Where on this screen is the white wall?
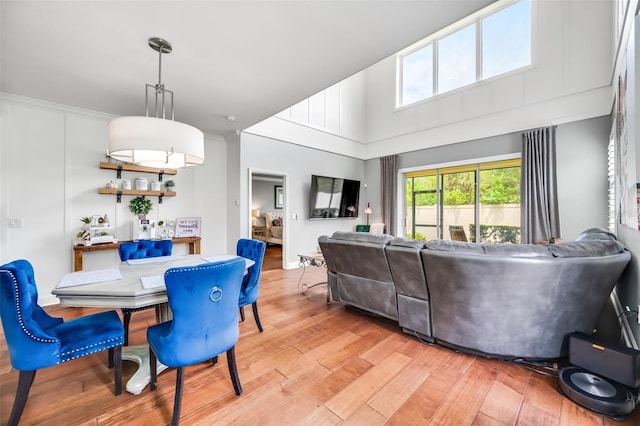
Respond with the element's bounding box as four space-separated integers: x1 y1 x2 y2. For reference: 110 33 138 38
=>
555 117 610 239
251 179 283 213
225 131 242 255
249 1 616 162
1 95 229 305
240 132 366 267
614 10 640 345
362 0 614 159
283 76 366 141
245 73 367 158
370 116 610 241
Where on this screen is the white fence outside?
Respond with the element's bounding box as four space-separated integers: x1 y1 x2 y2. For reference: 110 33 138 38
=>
406 204 520 241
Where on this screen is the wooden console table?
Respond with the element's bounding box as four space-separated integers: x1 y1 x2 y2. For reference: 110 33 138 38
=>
73 237 201 271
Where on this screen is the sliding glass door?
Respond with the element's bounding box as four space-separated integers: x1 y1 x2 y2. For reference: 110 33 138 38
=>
477 161 521 243
406 173 438 240
405 159 521 243
441 167 476 242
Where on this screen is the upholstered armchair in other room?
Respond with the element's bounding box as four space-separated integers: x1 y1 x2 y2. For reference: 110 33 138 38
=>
0 259 124 426
147 258 246 426
236 238 267 332
118 239 173 345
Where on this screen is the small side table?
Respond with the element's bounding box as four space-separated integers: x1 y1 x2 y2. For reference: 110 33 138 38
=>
297 252 330 304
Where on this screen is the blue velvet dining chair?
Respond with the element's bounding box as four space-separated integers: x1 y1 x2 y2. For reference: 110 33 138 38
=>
0 259 124 426
236 238 267 332
147 257 246 426
118 239 173 345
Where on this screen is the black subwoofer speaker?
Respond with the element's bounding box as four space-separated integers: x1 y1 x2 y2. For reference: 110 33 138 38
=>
558 332 639 419
568 332 640 388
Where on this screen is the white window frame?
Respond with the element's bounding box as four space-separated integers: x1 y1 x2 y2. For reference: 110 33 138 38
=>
397 0 531 108
398 153 521 241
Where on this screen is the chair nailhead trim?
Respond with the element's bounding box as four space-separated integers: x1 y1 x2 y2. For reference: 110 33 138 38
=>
60 336 123 363
164 258 244 276
0 270 58 344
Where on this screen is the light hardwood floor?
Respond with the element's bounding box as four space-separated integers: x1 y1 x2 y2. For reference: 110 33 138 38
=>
1 266 638 425
262 244 283 271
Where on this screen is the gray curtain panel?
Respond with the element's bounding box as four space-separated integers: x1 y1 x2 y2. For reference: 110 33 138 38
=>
380 155 398 236
521 126 561 244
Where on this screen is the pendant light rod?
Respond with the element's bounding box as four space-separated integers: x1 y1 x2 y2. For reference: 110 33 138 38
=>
107 36 204 168
148 37 173 120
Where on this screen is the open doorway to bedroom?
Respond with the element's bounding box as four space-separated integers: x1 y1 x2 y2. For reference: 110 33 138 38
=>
250 171 286 270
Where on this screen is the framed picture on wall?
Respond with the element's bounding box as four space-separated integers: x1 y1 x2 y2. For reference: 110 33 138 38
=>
274 185 284 209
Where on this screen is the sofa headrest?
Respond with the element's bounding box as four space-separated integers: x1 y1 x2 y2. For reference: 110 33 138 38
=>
330 231 393 245
575 228 618 241
424 239 627 258
424 240 553 257
388 237 426 249
547 240 626 257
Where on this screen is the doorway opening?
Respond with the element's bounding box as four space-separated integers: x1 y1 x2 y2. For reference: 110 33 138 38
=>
250 171 286 270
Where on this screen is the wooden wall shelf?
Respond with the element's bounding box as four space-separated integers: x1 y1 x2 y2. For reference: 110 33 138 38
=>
98 188 176 197
99 162 177 179
98 162 177 203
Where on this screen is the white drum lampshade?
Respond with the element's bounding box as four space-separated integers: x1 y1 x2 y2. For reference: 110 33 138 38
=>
108 37 205 169
108 116 204 168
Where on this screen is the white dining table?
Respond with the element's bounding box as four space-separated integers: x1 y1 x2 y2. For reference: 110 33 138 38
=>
52 254 254 395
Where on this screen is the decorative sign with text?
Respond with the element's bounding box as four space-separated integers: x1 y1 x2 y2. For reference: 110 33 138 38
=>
174 217 202 238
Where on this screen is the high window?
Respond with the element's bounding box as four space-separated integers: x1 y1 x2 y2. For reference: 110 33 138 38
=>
398 0 531 107
405 158 521 243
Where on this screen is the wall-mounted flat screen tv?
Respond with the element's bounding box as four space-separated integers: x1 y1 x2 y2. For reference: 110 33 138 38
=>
309 174 360 219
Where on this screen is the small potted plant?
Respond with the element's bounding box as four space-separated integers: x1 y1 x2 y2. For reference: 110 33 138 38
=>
164 180 175 191
129 196 153 219
80 216 93 229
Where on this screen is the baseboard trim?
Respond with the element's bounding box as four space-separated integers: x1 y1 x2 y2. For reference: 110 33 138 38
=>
610 288 639 350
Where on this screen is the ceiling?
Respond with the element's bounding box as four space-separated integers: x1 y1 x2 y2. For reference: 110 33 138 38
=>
1 1 494 139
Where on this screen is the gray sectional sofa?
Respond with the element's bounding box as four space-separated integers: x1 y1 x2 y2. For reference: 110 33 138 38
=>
317 229 631 360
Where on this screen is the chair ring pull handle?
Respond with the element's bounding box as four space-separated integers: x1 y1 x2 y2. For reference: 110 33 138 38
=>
209 286 223 302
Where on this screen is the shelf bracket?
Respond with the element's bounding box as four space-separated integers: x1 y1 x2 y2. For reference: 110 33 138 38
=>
116 191 123 203
116 165 123 179
158 193 164 204
158 170 165 182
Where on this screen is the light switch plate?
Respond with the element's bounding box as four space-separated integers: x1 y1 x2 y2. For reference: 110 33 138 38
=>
8 218 23 228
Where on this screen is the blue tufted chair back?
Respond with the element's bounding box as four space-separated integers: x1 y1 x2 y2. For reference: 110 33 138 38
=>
236 238 266 308
0 259 124 369
117 239 173 346
118 240 173 261
0 259 64 370
148 258 245 367
1 259 125 424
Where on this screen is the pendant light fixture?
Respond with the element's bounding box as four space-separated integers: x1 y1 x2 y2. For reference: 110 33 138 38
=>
108 37 204 168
